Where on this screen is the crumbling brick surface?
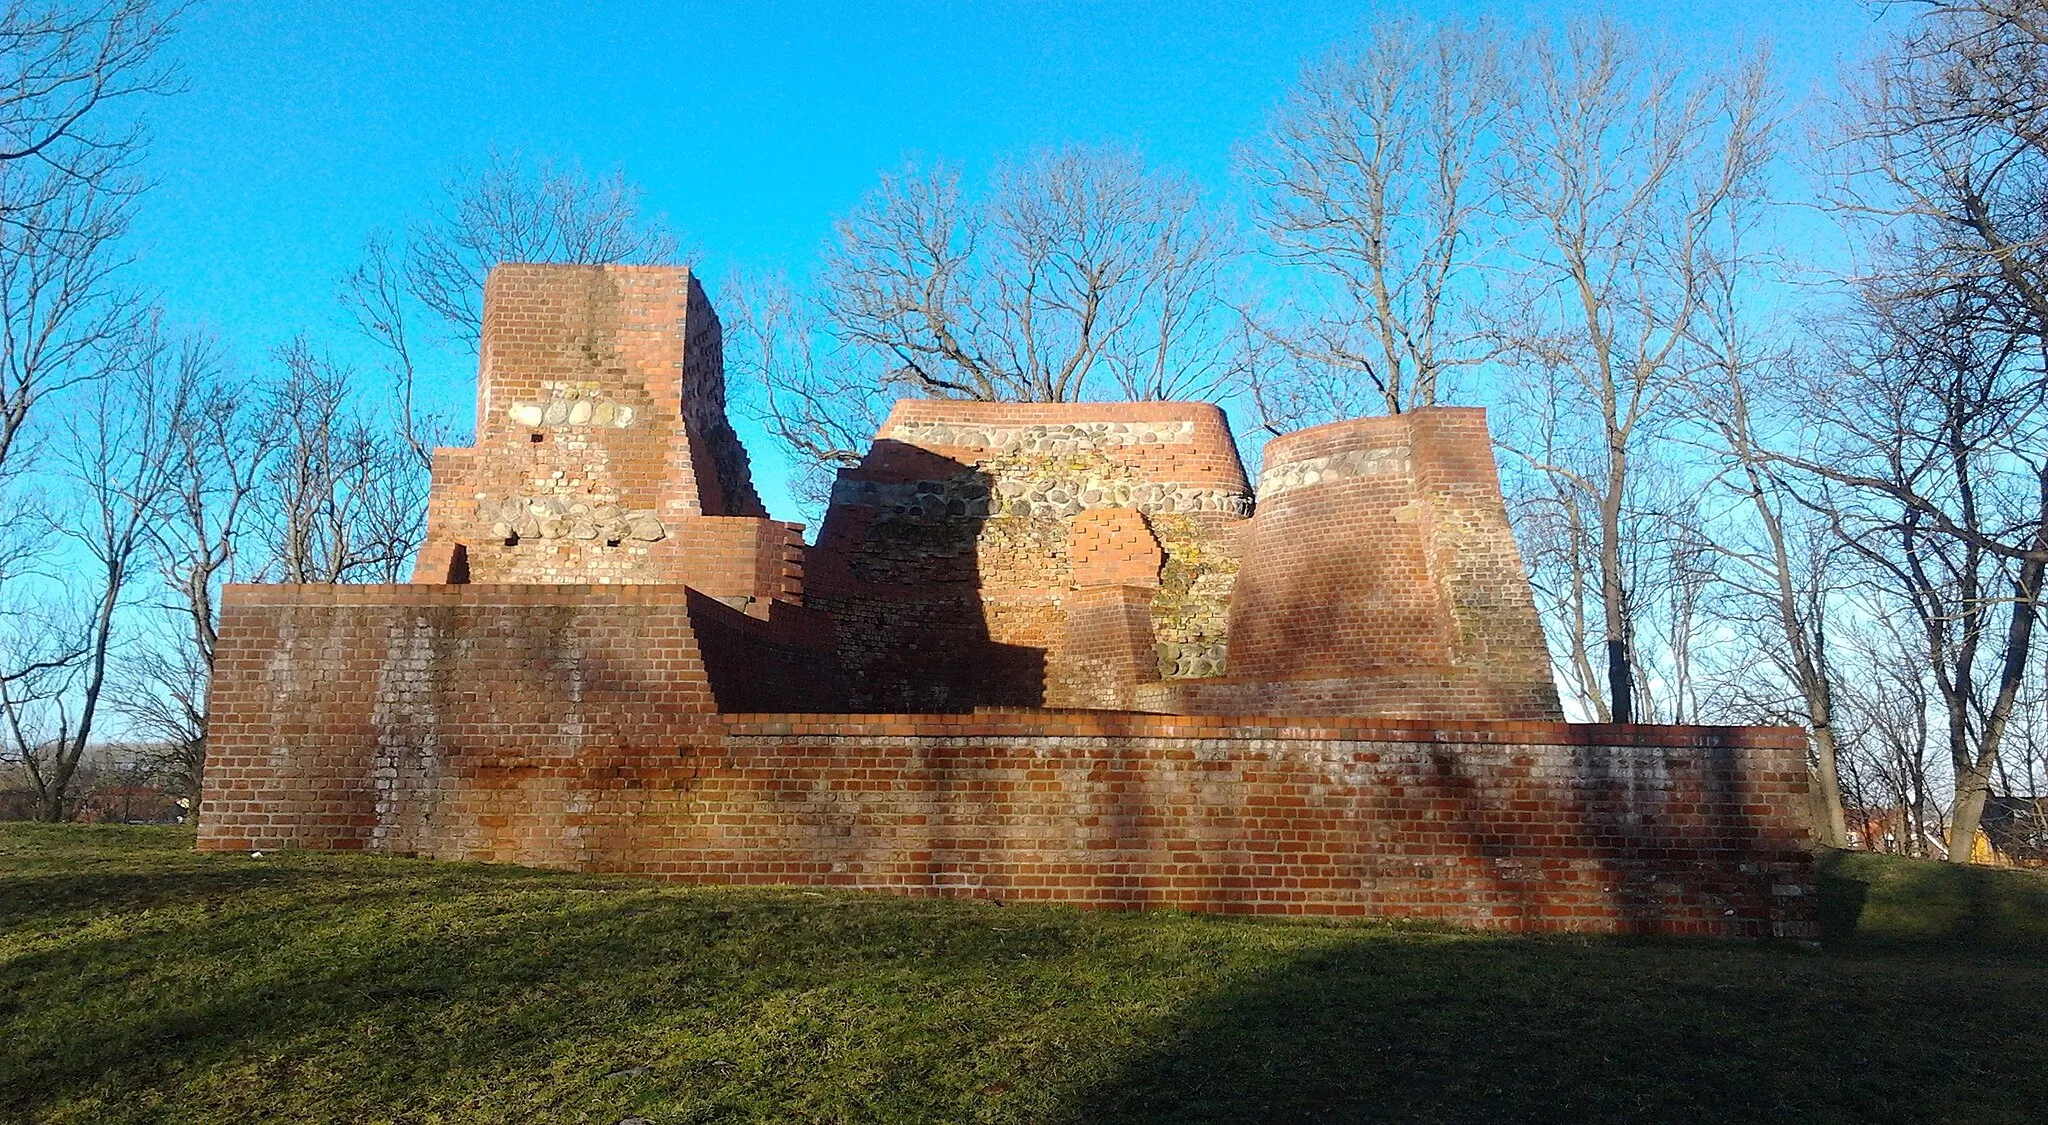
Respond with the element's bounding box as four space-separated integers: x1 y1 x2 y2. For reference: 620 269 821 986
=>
197 263 1810 935
806 401 1251 710
197 583 718 862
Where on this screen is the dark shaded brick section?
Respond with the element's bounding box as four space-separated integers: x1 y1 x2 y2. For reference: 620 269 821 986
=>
805 401 1249 711
685 589 846 713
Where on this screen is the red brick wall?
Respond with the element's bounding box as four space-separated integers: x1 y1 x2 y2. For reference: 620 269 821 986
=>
1053 586 1158 709
200 589 1815 936
1136 670 1566 722
690 713 1816 937
198 583 717 860
1067 508 1163 588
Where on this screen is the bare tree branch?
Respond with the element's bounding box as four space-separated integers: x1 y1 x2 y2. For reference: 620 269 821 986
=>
405 151 682 346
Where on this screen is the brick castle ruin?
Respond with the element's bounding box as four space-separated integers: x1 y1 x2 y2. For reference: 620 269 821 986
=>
198 264 1816 937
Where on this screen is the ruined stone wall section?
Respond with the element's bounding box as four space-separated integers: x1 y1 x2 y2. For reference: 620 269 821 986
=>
413 265 796 603
1148 513 1239 679
1411 409 1557 690
807 401 1251 710
201 266 1813 937
1209 409 1564 721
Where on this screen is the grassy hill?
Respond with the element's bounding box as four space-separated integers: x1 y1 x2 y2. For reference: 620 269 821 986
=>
3 825 2045 1124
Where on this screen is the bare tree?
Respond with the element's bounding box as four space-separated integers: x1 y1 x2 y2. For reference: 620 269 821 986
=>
2 331 177 820
1240 17 1505 419
1770 0 2048 861
0 1 170 813
1835 606 1943 855
0 0 178 230
339 232 444 472
404 152 680 345
1493 21 1777 724
1682 163 1857 844
0 165 136 484
110 334 273 799
1632 489 1719 724
1788 287 2045 862
254 340 426 584
818 145 1234 404
723 269 885 514
1503 357 1615 720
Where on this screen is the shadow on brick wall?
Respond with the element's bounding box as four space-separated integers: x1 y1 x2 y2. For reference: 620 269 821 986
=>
809 442 1046 712
1421 747 1541 923
1570 738 1794 938
684 589 850 712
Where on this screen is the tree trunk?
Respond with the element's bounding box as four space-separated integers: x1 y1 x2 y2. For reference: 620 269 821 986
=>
1946 551 2045 863
1600 452 1633 724
1605 638 1632 724
1948 759 1994 863
1811 722 1849 848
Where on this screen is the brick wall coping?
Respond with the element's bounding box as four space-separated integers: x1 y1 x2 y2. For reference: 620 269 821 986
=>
879 398 1235 429
492 261 695 279
719 710 1808 750
219 582 700 606
1260 404 1487 464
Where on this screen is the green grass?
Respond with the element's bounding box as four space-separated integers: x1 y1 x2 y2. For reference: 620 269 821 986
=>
3 826 2046 1124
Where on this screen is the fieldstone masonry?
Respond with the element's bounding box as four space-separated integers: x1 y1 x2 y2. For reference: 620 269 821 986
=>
198 264 1817 938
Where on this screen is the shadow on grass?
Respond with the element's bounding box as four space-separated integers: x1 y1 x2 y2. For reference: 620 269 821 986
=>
7 830 2048 1124
1065 852 2048 1124
1058 933 2048 1124
1816 847 2048 951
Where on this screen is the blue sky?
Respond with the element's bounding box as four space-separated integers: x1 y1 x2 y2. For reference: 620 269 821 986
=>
127 0 1892 523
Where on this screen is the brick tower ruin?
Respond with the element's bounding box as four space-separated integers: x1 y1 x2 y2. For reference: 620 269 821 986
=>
196 264 1817 938
414 265 803 601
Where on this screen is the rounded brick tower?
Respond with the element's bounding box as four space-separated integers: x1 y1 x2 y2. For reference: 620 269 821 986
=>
1217 408 1562 720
